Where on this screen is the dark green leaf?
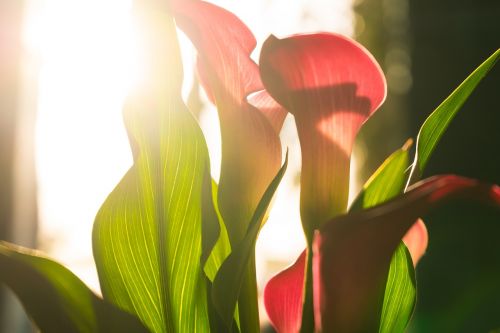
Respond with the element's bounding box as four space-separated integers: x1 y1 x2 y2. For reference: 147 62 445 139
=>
0 242 148 333
211 152 288 330
411 49 500 181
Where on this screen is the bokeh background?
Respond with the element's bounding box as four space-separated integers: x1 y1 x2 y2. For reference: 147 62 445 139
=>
0 0 499 331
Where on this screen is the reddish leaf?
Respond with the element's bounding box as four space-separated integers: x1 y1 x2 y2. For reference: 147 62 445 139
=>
313 175 500 332
173 1 286 243
264 251 306 333
260 34 387 236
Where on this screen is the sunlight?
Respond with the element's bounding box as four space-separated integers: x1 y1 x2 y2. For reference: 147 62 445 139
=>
30 0 354 296
31 0 137 292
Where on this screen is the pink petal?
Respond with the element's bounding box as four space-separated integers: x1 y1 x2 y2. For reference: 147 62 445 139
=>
173 1 287 242
264 251 306 333
247 90 288 134
402 219 428 266
313 175 500 332
260 34 387 235
174 1 261 102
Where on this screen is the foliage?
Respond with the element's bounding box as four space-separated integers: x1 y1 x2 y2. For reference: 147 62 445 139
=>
1 1 499 332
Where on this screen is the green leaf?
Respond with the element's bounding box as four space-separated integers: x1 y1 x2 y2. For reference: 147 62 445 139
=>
379 244 416 333
92 13 211 332
93 100 212 333
0 241 148 333
411 49 500 181
349 141 416 333
202 178 231 282
201 176 237 332
350 139 412 211
212 152 288 330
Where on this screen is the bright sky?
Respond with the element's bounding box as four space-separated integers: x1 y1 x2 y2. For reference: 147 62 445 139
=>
25 0 354 297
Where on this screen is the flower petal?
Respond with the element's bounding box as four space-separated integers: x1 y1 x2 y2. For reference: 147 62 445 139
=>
173 1 286 243
402 218 428 266
313 175 500 332
260 33 387 236
247 90 288 134
264 251 306 333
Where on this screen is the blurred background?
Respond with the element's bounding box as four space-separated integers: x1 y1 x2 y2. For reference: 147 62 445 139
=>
0 0 499 331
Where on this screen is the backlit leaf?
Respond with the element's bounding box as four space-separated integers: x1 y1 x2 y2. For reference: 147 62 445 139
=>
212 153 288 330
378 244 415 333
0 242 148 333
350 141 411 211
92 8 210 332
411 49 500 181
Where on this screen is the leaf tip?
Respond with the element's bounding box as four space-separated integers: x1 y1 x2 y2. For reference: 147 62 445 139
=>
402 138 414 151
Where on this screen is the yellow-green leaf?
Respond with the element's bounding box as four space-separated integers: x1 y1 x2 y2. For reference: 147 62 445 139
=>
92 9 210 333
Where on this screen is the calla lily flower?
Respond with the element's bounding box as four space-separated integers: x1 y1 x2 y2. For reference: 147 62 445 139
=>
259 32 388 331
173 1 287 245
259 33 500 332
313 176 500 332
260 33 387 238
172 2 287 330
264 176 500 333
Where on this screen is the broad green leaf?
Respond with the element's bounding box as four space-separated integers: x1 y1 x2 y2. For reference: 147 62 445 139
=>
93 102 211 332
0 242 148 333
212 153 288 330
349 141 416 333
411 49 500 181
92 11 210 332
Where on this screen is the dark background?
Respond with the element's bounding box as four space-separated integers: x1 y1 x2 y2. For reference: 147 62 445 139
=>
357 0 500 331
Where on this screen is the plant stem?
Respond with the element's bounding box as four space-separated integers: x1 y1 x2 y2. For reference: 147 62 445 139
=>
300 246 315 333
